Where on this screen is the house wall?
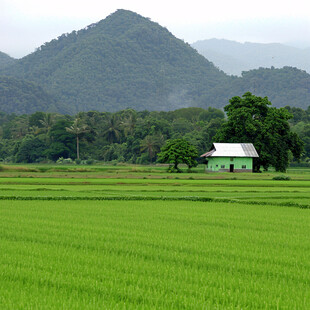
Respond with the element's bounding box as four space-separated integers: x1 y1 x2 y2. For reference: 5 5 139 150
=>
205 157 253 172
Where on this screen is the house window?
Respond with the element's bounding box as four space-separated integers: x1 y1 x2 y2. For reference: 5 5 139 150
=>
230 157 234 161
242 165 246 169
221 165 225 169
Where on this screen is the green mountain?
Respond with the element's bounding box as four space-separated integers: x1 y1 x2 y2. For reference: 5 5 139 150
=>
0 75 65 114
1 10 309 114
0 52 16 70
2 10 231 113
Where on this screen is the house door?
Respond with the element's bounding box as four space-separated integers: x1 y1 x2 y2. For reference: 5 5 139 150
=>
230 164 234 172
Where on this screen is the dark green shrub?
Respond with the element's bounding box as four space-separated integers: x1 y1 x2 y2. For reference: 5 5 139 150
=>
273 175 291 180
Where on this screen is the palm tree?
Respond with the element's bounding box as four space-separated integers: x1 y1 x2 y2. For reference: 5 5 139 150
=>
140 135 161 162
39 113 55 134
103 115 122 143
65 118 88 160
121 111 137 137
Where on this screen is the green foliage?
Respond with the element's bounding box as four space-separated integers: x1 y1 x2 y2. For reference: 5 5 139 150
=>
140 134 162 162
234 67 310 110
0 139 15 161
157 139 198 172
28 112 46 128
101 143 127 162
0 51 16 69
0 104 308 167
46 119 75 160
15 135 47 163
291 122 310 159
102 115 122 143
284 106 310 124
56 157 73 164
65 118 89 159
273 175 291 180
215 92 304 172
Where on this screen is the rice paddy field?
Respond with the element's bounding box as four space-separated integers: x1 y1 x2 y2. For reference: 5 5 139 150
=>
0 164 310 309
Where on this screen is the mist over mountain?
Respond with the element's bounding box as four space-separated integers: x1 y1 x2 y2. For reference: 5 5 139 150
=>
0 10 309 114
192 39 310 76
285 41 310 49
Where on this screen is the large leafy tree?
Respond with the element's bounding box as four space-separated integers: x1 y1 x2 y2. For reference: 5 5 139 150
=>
214 92 304 172
46 119 75 160
157 139 198 172
15 135 47 163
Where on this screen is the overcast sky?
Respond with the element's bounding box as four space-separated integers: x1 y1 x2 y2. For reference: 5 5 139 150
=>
1 0 310 58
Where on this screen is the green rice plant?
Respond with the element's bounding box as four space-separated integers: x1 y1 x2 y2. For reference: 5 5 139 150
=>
0 200 310 309
0 167 310 308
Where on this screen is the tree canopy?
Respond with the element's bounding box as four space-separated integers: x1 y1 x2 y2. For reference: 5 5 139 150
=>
157 139 198 172
0 104 309 167
214 92 304 172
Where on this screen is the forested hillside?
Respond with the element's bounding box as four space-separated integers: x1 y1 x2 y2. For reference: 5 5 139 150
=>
233 67 310 110
0 52 16 70
192 39 310 76
0 76 65 114
1 10 231 113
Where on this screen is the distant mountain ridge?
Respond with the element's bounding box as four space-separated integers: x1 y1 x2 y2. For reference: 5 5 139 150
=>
192 38 310 76
0 10 309 114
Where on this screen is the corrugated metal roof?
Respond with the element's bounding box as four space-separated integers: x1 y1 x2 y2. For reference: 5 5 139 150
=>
201 143 259 158
200 149 215 157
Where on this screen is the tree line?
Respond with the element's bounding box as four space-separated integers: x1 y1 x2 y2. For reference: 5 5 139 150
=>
0 96 309 171
0 107 225 164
